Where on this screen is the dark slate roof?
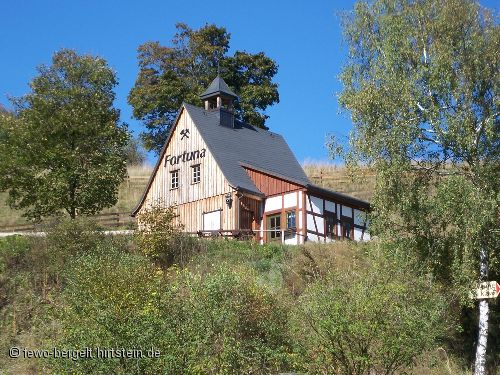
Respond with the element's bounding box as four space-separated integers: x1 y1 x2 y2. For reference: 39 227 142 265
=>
199 75 238 99
306 184 370 210
184 103 310 194
131 103 370 216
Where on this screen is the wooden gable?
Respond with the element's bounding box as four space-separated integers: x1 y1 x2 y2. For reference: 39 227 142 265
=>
136 106 231 215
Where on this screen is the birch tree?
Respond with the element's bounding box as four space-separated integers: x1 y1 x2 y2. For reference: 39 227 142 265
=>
337 1 499 373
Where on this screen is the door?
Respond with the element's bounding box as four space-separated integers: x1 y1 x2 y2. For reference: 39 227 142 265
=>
240 209 254 231
267 213 282 242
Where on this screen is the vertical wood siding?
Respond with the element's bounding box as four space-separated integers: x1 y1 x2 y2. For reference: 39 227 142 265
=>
140 108 233 231
244 167 303 196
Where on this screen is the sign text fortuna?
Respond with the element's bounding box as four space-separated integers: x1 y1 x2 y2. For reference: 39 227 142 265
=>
164 149 206 167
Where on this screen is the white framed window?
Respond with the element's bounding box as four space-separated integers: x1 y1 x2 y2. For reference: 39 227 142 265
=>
192 164 201 184
170 170 179 189
267 213 281 241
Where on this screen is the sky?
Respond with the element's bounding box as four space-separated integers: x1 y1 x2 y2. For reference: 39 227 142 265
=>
1 0 498 165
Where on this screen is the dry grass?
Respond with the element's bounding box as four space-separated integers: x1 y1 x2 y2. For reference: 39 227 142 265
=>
303 162 376 202
0 163 375 227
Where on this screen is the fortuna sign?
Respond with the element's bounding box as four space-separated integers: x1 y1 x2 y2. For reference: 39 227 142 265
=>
164 148 206 167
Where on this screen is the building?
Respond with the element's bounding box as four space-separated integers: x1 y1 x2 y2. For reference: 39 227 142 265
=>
132 76 370 244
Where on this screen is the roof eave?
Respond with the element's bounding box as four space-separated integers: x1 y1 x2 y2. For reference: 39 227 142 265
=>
306 184 371 210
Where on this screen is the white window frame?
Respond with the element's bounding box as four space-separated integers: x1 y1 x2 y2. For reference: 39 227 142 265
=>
170 170 179 190
191 164 201 184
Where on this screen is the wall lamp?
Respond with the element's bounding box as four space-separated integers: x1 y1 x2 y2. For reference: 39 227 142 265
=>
225 193 233 209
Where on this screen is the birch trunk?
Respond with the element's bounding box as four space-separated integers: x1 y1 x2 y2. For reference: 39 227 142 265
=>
474 247 489 375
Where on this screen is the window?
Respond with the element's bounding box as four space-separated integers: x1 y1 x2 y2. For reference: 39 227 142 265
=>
170 170 179 189
341 218 353 240
192 164 201 184
286 211 296 228
267 214 281 241
325 212 336 238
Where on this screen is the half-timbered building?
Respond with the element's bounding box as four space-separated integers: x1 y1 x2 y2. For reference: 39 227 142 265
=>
132 76 370 244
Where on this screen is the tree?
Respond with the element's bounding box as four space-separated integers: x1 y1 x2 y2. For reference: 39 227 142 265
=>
336 1 499 373
0 49 129 220
124 135 146 165
128 23 279 153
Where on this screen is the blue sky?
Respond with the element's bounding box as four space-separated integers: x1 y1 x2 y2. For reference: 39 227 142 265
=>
1 0 497 165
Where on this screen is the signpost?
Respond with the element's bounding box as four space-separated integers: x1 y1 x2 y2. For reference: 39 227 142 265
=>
475 281 500 299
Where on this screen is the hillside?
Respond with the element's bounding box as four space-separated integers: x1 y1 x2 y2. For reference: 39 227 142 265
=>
0 163 375 229
0 227 472 375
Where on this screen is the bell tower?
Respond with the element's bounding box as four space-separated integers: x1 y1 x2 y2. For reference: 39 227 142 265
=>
199 75 238 128
199 75 238 111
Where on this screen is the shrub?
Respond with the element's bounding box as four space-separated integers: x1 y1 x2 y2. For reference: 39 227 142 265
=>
290 252 452 375
134 203 188 267
179 266 295 373
50 256 295 374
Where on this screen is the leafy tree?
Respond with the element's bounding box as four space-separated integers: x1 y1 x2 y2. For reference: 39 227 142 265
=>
124 135 146 165
291 251 450 375
336 0 499 373
128 23 279 153
0 49 129 220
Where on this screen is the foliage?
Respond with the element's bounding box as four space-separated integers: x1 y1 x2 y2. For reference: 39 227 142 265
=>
51 251 294 374
0 49 129 220
291 250 451 375
336 0 499 296
124 135 147 165
1 232 471 374
135 202 191 267
128 23 279 153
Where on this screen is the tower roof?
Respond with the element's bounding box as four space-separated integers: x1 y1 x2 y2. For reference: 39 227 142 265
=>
199 75 238 100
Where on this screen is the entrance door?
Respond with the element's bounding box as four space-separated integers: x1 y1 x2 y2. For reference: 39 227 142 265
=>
267 213 281 242
240 209 254 231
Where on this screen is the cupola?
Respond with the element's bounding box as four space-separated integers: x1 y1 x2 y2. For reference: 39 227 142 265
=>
200 75 238 128
199 75 238 112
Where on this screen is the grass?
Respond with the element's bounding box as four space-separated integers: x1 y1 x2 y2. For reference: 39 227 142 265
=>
303 162 376 202
0 163 375 228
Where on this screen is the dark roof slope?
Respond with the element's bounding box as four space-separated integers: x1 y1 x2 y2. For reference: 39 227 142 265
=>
131 103 370 216
199 75 238 99
184 103 310 196
306 184 370 210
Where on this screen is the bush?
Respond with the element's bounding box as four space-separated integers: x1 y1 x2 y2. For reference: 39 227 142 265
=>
290 251 453 375
134 203 190 267
179 266 295 373
50 255 295 374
